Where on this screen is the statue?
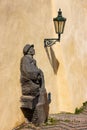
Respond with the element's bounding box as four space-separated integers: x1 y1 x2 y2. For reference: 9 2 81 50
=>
20 44 51 125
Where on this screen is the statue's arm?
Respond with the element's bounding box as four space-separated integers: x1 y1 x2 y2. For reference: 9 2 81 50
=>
21 56 41 80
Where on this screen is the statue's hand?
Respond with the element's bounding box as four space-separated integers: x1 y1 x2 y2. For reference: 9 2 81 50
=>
38 69 43 76
37 73 41 81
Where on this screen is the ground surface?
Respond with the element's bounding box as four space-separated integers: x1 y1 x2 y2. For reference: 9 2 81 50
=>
13 104 87 130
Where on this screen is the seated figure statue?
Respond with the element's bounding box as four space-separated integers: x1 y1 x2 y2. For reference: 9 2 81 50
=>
20 44 51 125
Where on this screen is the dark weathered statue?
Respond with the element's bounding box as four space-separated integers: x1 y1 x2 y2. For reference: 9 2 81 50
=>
20 44 51 125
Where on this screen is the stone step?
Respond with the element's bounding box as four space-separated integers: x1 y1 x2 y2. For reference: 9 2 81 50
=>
14 113 87 130
76 126 87 130
42 124 74 130
15 122 87 130
81 112 87 115
42 122 87 130
60 121 87 128
82 107 87 111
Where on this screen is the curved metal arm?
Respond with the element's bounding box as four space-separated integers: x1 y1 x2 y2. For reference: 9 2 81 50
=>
44 38 59 47
44 34 60 47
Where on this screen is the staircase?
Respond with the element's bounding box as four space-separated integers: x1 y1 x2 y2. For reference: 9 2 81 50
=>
14 102 87 130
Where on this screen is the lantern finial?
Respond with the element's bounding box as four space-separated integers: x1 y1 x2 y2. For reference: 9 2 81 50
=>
58 9 62 17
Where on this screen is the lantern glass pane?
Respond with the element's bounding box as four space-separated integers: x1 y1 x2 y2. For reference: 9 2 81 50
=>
54 21 58 33
58 21 65 34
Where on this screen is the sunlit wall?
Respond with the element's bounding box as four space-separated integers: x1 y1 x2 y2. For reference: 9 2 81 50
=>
0 0 87 129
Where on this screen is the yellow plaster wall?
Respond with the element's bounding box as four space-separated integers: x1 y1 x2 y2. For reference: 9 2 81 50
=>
53 0 87 111
0 0 87 129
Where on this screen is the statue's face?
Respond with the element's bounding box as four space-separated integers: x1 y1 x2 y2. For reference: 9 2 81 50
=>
27 47 35 55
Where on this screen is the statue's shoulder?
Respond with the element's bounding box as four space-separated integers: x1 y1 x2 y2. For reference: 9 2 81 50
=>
21 55 33 63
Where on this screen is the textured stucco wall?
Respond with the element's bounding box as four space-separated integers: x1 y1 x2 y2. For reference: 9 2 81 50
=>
0 0 87 130
53 0 87 111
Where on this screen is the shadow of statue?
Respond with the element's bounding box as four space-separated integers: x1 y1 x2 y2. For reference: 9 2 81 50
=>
45 46 59 74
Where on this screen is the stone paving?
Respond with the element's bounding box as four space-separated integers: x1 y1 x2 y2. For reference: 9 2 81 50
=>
14 105 87 130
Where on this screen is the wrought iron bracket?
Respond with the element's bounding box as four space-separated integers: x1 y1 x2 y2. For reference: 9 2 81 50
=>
44 34 60 47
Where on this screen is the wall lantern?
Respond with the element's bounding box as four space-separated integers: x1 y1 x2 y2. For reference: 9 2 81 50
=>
44 9 66 47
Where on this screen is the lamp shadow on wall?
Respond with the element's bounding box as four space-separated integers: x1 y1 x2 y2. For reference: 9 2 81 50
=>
45 47 59 74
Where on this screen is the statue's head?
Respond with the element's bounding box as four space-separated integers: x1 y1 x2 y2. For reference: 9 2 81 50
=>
23 44 35 56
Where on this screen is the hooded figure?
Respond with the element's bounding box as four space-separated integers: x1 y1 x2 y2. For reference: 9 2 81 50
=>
20 44 43 96
20 44 50 125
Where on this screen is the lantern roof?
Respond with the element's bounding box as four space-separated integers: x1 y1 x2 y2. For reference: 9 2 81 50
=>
53 9 66 22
